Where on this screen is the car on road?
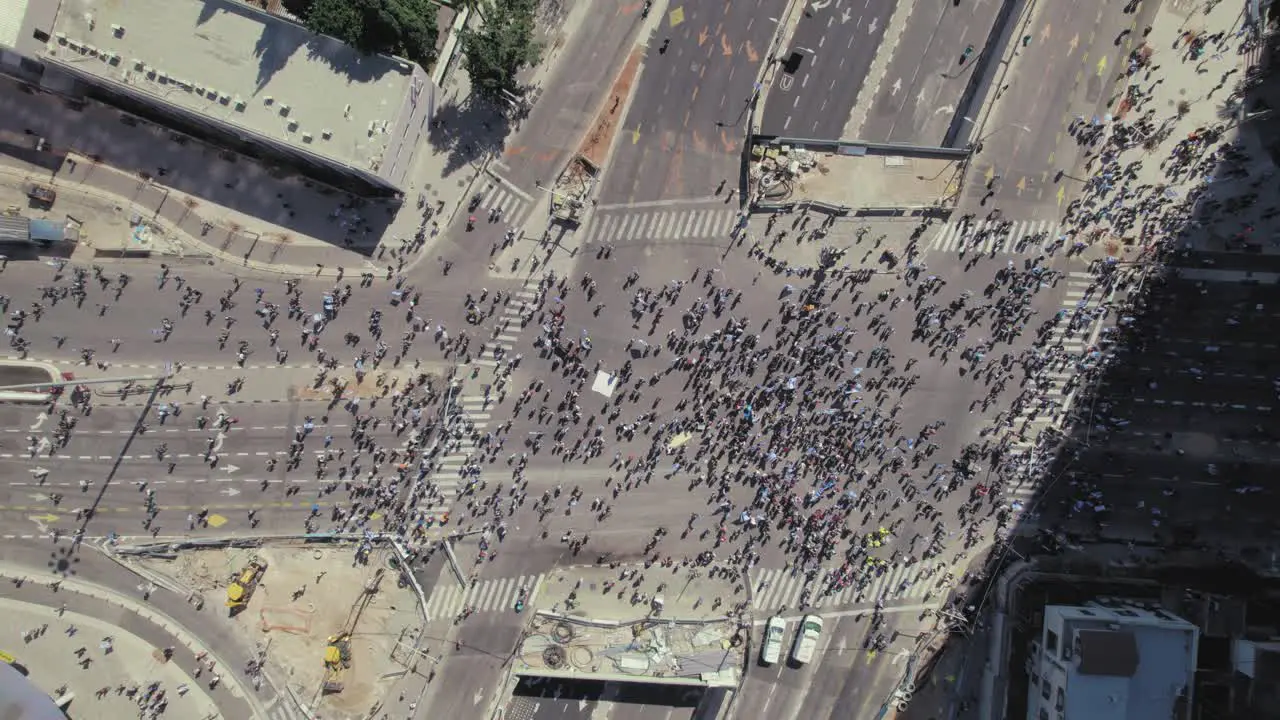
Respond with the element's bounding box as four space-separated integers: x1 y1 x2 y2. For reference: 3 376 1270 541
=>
761 616 786 665
781 50 807 74
791 614 823 665
322 293 336 319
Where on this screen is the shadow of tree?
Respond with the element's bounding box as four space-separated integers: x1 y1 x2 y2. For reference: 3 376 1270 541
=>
253 20 308 92
426 95 513 178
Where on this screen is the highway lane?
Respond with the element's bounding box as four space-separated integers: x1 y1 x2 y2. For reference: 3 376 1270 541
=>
0 247 521 373
0 392 427 538
598 0 785 204
435 210 1099 712
958 0 1160 215
857 0 1002 145
738 612 919 720
496 0 646 193
1021 267 1280 552
759 0 892 138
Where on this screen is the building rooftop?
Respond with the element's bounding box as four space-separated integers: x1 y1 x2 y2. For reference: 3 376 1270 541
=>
35 0 422 175
1047 605 1197 720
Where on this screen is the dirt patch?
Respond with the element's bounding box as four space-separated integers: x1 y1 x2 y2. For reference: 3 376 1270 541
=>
141 545 421 719
578 49 643 168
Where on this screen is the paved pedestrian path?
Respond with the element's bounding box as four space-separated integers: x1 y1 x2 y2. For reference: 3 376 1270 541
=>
0 595 219 717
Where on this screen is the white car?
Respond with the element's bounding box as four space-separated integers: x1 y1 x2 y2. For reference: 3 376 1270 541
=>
791 615 823 665
761 617 786 665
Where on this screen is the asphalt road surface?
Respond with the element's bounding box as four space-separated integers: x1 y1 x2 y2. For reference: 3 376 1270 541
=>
957 0 1159 215
598 0 786 204
759 0 892 139
857 0 1003 145
496 0 647 195
1038 263 1280 550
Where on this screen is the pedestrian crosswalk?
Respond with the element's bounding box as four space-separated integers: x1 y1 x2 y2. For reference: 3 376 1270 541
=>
1008 271 1105 454
929 219 1061 255
582 206 740 246
750 563 934 612
415 279 540 518
425 573 543 619
474 181 533 228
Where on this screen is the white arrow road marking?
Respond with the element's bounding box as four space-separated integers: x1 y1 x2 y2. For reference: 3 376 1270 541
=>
841 8 853 22
36 437 51 454
473 688 485 706
28 493 50 502
891 78 902 96
935 104 956 115
868 16 879 33
891 649 910 665
29 467 48 477
212 432 226 453
219 488 241 497
29 413 48 431
224 464 240 474
811 0 832 10
915 87 927 106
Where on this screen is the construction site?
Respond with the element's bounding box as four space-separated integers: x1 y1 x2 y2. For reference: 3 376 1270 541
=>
131 541 425 718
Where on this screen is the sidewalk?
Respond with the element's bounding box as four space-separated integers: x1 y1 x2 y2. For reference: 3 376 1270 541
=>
0 595 219 717
0 559 263 719
1080 1 1277 259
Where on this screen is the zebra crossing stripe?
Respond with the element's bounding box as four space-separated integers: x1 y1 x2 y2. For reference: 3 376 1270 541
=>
751 563 935 611
678 212 697 238
930 219 1064 254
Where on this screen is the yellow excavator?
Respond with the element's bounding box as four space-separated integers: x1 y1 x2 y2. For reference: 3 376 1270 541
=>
226 558 268 615
322 633 352 693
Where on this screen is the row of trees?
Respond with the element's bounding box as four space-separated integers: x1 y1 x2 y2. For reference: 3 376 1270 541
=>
281 0 541 104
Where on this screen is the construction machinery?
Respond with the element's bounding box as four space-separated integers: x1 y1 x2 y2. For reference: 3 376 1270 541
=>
226 558 268 615
321 633 352 694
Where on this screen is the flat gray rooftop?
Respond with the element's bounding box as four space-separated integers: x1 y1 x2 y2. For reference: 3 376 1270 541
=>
39 0 419 173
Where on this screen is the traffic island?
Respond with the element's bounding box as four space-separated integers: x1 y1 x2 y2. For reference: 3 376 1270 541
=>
749 140 964 217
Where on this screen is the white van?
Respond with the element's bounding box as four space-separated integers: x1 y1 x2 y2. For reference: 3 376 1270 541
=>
791 615 823 665
761 617 785 665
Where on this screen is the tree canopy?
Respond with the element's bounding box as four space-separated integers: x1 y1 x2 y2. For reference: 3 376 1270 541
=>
458 0 543 104
285 0 439 70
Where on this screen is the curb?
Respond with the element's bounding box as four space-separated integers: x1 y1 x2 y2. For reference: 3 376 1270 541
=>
533 609 733 628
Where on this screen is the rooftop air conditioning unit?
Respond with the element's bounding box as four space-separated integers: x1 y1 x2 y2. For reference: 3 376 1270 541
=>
301 131 313 143
321 128 332 140
278 104 290 116
55 32 67 43
132 58 144 70
233 97 246 111
287 119 299 132
111 24 124 38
